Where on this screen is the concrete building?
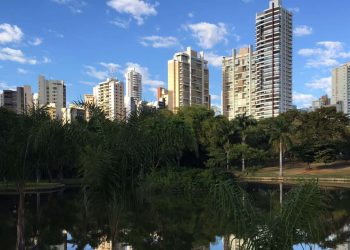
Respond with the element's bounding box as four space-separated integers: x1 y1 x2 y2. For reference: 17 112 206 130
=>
62 104 86 124
222 46 256 120
255 0 293 119
93 78 125 121
168 47 210 112
312 95 331 111
157 87 168 106
0 85 32 114
125 68 142 114
38 75 66 119
84 94 95 105
84 94 95 121
332 62 350 115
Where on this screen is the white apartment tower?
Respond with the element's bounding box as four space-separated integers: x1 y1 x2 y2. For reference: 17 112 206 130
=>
93 78 125 121
332 62 350 115
125 68 142 114
255 0 293 119
38 75 66 119
168 47 210 112
222 46 256 120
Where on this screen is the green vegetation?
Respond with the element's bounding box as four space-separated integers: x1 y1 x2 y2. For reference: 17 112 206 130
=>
1 104 350 249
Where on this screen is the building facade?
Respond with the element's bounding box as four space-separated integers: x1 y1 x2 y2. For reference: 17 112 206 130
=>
168 47 210 112
0 85 32 114
222 46 256 120
332 62 350 115
38 75 66 119
93 78 125 121
312 95 331 111
255 0 293 119
125 68 142 114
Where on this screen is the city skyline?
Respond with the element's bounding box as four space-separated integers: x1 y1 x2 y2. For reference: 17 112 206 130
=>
0 0 350 109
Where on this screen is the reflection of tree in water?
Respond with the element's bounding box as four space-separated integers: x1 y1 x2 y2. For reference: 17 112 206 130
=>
1 183 350 249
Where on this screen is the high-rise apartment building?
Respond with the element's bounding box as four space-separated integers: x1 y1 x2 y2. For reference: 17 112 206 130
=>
222 46 256 120
93 78 125 121
38 75 66 119
255 0 293 119
0 85 32 114
332 62 350 115
168 47 210 112
312 95 331 111
125 68 142 114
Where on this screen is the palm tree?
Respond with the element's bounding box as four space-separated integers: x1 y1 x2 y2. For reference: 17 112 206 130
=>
234 114 257 172
268 116 292 177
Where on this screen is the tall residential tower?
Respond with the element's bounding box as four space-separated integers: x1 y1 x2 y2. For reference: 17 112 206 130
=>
332 62 350 115
168 47 210 112
38 75 66 119
222 46 256 120
255 0 293 119
93 78 125 121
125 68 142 114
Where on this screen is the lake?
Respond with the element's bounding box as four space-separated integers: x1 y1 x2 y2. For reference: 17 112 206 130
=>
0 182 349 249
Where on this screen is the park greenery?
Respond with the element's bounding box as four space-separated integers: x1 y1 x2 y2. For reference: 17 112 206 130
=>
0 104 350 249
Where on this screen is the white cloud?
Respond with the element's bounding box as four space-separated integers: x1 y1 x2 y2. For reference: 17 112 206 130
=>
107 0 157 25
293 92 316 108
305 77 332 95
0 23 23 44
293 25 313 37
0 82 16 92
51 0 86 14
47 29 64 38
29 37 43 46
84 66 109 80
17 68 28 74
110 18 131 29
0 48 37 64
100 62 120 74
140 36 179 48
185 22 228 49
289 7 300 13
205 51 223 67
84 62 120 80
298 41 350 68
79 81 96 86
43 57 52 64
211 94 221 101
188 12 194 18
125 62 164 86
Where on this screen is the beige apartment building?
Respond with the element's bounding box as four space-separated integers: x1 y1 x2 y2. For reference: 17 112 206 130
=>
168 47 210 112
332 62 350 115
255 0 293 119
222 46 256 120
38 75 66 119
93 78 124 121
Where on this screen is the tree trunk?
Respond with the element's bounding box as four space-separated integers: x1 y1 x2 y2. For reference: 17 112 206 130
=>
279 138 283 177
279 182 283 205
16 185 25 250
242 136 246 172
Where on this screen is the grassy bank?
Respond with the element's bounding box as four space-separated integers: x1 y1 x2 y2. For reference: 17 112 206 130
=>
0 182 64 193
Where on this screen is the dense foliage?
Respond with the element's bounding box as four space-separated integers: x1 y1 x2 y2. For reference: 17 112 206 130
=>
0 104 349 249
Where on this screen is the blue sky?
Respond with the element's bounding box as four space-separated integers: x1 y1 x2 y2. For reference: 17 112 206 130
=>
0 0 350 109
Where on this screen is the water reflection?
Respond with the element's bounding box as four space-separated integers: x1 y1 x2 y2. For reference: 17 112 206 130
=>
0 183 349 249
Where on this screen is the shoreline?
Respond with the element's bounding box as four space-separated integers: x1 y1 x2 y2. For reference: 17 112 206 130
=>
239 176 350 188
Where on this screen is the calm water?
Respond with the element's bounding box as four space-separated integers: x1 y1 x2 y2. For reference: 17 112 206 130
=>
0 183 349 249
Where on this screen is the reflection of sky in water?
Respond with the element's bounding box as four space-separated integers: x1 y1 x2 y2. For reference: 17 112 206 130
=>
64 234 343 250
